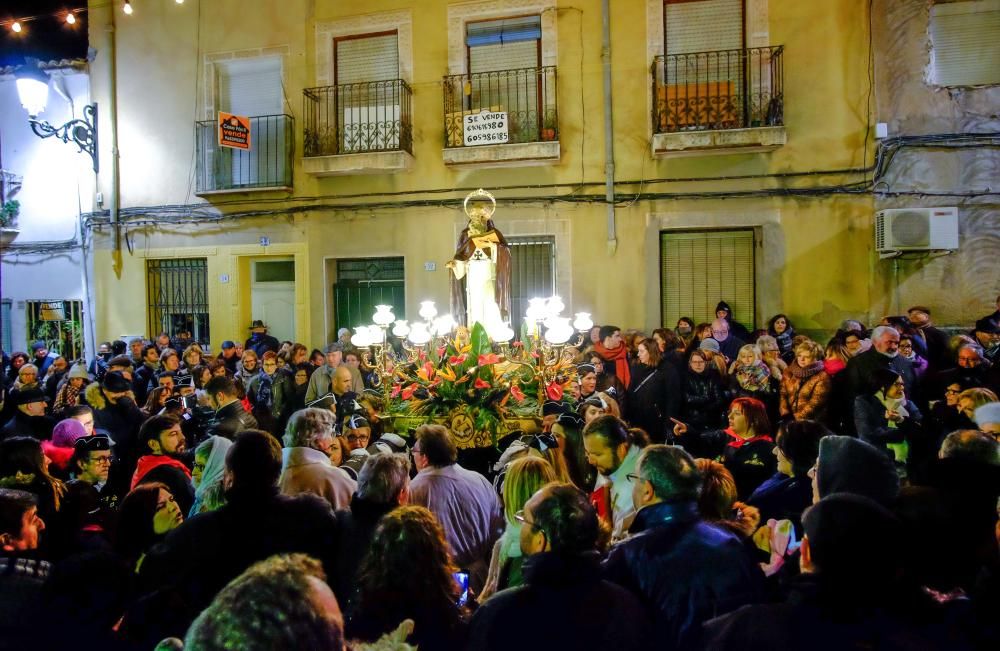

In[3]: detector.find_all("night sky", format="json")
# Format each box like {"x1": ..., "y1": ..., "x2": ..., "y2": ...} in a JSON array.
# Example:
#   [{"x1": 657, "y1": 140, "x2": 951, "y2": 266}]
[{"x1": 0, "y1": 1, "x2": 88, "y2": 68}]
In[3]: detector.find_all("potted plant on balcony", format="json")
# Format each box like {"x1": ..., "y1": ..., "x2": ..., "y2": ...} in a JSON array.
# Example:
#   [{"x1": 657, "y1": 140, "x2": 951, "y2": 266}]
[
  {"x1": 0, "y1": 199, "x2": 20, "y2": 246},
  {"x1": 540, "y1": 115, "x2": 558, "y2": 142}
]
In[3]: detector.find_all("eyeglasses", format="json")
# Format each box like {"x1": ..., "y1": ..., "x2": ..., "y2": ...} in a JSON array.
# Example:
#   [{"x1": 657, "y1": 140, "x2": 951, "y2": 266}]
[
  {"x1": 411, "y1": 447, "x2": 423, "y2": 456},
  {"x1": 346, "y1": 434, "x2": 369, "y2": 443},
  {"x1": 514, "y1": 509, "x2": 545, "y2": 535},
  {"x1": 88, "y1": 455, "x2": 113, "y2": 465}
]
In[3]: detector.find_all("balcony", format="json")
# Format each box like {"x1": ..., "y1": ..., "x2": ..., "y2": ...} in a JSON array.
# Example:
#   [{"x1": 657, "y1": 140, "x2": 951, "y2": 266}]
[
  {"x1": 442, "y1": 66, "x2": 560, "y2": 168},
  {"x1": 196, "y1": 114, "x2": 293, "y2": 194},
  {"x1": 651, "y1": 46, "x2": 785, "y2": 157},
  {"x1": 302, "y1": 80, "x2": 414, "y2": 177}
]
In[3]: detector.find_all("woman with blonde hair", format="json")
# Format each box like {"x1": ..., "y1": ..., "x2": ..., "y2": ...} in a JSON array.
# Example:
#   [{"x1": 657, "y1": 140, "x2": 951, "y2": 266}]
[
  {"x1": 182, "y1": 344, "x2": 204, "y2": 370},
  {"x1": 481, "y1": 456, "x2": 557, "y2": 601},
  {"x1": 779, "y1": 339, "x2": 832, "y2": 422}
]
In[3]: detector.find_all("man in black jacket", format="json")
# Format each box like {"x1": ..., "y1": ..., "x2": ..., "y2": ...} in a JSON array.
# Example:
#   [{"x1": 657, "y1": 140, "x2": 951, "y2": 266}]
[
  {"x1": 204, "y1": 376, "x2": 257, "y2": 440},
  {"x1": 329, "y1": 453, "x2": 409, "y2": 612},
  {"x1": 844, "y1": 325, "x2": 910, "y2": 403},
  {"x1": 0, "y1": 389, "x2": 55, "y2": 441},
  {"x1": 131, "y1": 414, "x2": 195, "y2": 516},
  {"x1": 467, "y1": 482, "x2": 651, "y2": 651},
  {"x1": 603, "y1": 444, "x2": 763, "y2": 651}
]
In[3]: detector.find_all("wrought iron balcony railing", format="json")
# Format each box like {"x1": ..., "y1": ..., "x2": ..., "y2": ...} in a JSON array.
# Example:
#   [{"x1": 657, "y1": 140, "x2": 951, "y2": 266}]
[
  {"x1": 303, "y1": 79, "x2": 413, "y2": 157},
  {"x1": 196, "y1": 114, "x2": 293, "y2": 192},
  {"x1": 443, "y1": 66, "x2": 558, "y2": 148},
  {"x1": 651, "y1": 45, "x2": 783, "y2": 134}
]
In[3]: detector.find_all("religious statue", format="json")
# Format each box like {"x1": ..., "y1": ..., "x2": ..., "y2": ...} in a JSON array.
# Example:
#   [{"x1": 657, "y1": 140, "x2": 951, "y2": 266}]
[{"x1": 447, "y1": 188, "x2": 512, "y2": 328}]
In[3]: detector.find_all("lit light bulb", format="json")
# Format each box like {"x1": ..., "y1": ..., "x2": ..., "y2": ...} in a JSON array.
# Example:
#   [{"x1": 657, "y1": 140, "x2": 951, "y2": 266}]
[
  {"x1": 123, "y1": 1, "x2": 133, "y2": 15},
  {"x1": 11, "y1": 21, "x2": 22, "y2": 33},
  {"x1": 176, "y1": 0, "x2": 185, "y2": 4},
  {"x1": 372, "y1": 304, "x2": 395, "y2": 327},
  {"x1": 418, "y1": 300, "x2": 437, "y2": 321},
  {"x1": 573, "y1": 312, "x2": 594, "y2": 332},
  {"x1": 66, "y1": 13, "x2": 76, "y2": 25},
  {"x1": 392, "y1": 320, "x2": 411, "y2": 338}
]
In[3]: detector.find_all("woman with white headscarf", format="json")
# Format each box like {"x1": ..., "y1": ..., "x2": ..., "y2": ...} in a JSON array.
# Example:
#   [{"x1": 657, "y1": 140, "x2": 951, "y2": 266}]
[{"x1": 189, "y1": 435, "x2": 233, "y2": 517}]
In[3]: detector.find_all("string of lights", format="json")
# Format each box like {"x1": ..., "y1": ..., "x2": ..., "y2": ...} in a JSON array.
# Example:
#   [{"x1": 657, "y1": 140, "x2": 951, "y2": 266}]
[{"x1": 1, "y1": 1, "x2": 191, "y2": 33}]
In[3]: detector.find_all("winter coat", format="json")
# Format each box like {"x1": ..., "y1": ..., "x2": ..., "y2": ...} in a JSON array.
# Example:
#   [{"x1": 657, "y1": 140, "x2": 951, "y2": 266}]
[
  {"x1": 687, "y1": 428, "x2": 777, "y2": 499},
  {"x1": 625, "y1": 362, "x2": 680, "y2": 442},
  {"x1": 603, "y1": 500, "x2": 764, "y2": 651},
  {"x1": 131, "y1": 362, "x2": 158, "y2": 407},
  {"x1": 853, "y1": 394, "x2": 923, "y2": 460},
  {"x1": 84, "y1": 382, "x2": 145, "y2": 461},
  {"x1": 779, "y1": 361, "x2": 832, "y2": 422},
  {"x1": 244, "y1": 332, "x2": 281, "y2": 357},
  {"x1": 0, "y1": 411, "x2": 56, "y2": 441},
  {"x1": 246, "y1": 371, "x2": 292, "y2": 434},
  {"x1": 468, "y1": 551, "x2": 652, "y2": 651},
  {"x1": 747, "y1": 472, "x2": 813, "y2": 534},
  {"x1": 680, "y1": 368, "x2": 728, "y2": 431},
  {"x1": 205, "y1": 400, "x2": 258, "y2": 440},
  {"x1": 771, "y1": 327, "x2": 796, "y2": 363},
  {"x1": 278, "y1": 446, "x2": 356, "y2": 511},
  {"x1": 845, "y1": 348, "x2": 911, "y2": 402}
]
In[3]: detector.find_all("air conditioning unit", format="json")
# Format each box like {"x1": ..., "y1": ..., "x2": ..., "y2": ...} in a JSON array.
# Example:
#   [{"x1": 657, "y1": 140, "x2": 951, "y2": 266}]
[{"x1": 875, "y1": 207, "x2": 959, "y2": 255}]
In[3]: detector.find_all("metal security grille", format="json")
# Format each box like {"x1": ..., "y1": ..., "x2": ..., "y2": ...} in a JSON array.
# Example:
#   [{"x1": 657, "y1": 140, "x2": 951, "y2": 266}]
[
  {"x1": 660, "y1": 230, "x2": 755, "y2": 328},
  {"x1": 509, "y1": 236, "x2": 555, "y2": 334},
  {"x1": 25, "y1": 300, "x2": 84, "y2": 361},
  {"x1": 1, "y1": 300, "x2": 11, "y2": 355},
  {"x1": 147, "y1": 259, "x2": 210, "y2": 345},
  {"x1": 334, "y1": 257, "x2": 406, "y2": 336}
]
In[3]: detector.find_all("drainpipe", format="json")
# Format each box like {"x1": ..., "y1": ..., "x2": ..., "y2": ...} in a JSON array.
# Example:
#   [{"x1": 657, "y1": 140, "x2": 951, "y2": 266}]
[
  {"x1": 107, "y1": 6, "x2": 121, "y2": 259},
  {"x1": 601, "y1": 0, "x2": 617, "y2": 254}
]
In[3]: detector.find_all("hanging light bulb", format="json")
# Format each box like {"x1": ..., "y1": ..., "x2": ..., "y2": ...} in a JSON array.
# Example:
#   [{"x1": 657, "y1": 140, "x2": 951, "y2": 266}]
[
  {"x1": 66, "y1": 13, "x2": 77, "y2": 25},
  {"x1": 11, "y1": 21, "x2": 22, "y2": 33},
  {"x1": 123, "y1": 1, "x2": 133, "y2": 15}
]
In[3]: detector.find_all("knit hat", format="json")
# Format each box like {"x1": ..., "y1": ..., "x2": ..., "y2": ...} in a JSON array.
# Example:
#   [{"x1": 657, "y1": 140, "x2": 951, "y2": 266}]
[
  {"x1": 14, "y1": 388, "x2": 48, "y2": 406},
  {"x1": 816, "y1": 436, "x2": 899, "y2": 506},
  {"x1": 337, "y1": 328, "x2": 351, "y2": 338},
  {"x1": 974, "y1": 402, "x2": 1000, "y2": 428},
  {"x1": 67, "y1": 363, "x2": 91, "y2": 381},
  {"x1": 699, "y1": 338, "x2": 721, "y2": 352},
  {"x1": 715, "y1": 301, "x2": 732, "y2": 316},
  {"x1": 101, "y1": 371, "x2": 131, "y2": 393},
  {"x1": 221, "y1": 340, "x2": 236, "y2": 349},
  {"x1": 52, "y1": 419, "x2": 89, "y2": 448},
  {"x1": 31, "y1": 341, "x2": 47, "y2": 352}
]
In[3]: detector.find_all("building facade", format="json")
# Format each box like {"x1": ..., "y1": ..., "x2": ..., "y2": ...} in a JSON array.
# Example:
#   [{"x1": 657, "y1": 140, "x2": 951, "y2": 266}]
[{"x1": 78, "y1": 0, "x2": 997, "y2": 350}]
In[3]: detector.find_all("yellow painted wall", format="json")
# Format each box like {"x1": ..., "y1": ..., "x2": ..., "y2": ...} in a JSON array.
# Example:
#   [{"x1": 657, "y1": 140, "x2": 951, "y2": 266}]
[{"x1": 88, "y1": 0, "x2": 877, "y2": 347}]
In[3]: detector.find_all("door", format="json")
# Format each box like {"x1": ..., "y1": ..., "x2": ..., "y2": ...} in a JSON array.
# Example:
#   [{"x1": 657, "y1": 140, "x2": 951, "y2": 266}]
[
  {"x1": 251, "y1": 258, "x2": 296, "y2": 343},
  {"x1": 333, "y1": 257, "x2": 405, "y2": 334}
]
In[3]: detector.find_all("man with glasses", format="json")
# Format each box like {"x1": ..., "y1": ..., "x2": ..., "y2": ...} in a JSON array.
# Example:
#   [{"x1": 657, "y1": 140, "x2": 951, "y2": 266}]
[
  {"x1": 603, "y1": 444, "x2": 763, "y2": 651},
  {"x1": 409, "y1": 424, "x2": 502, "y2": 593},
  {"x1": 710, "y1": 318, "x2": 746, "y2": 364},
  {"x1": 467, "y1": 483, "x2": 651, "y2": 650},
  {"x1": 70, "y1": 434, "x2": 117, "y2": 508}
]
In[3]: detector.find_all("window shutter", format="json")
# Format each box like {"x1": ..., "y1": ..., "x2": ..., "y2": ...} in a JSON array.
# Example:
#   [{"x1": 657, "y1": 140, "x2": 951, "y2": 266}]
[
  {"x1": 218, "y1": 58, "x2": 282, "y2": 116},
  {"x1": 509, "y1": 236, "x2": 555, "y2": 333},
  {"x1": 930, "y1": 1, "x2": 1000, "y2": 86},
  {"x1": 466, "y1": 15, "x2": 542, "y2": 46},
  {"x1": 665, "y1": 0, "x2": 744, "y2": 54},
  {"x1": 468, "y1": 16, "x2": 541, "y2": 73},
  {"x1": 660, "y1": 230, "x2": 755, "y2": 328},
  {"x1": 336, "y1": 33, "x2": 400, "y2": 84}
]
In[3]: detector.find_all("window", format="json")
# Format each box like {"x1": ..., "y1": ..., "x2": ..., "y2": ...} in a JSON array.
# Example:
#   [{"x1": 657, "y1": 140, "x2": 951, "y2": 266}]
[
  {"x1": 467, "y1": 15, "x2": 542, "y2": 73},
  {"x1": 147, "y1": 259, "x2": 210, "y2": 345},
  {"x1": 930, "y1": 0, "x2": 1000, "y2": 86},
  {"x1": 509, "y1": 236, "x2": 555, "y2": 334},
  {"x1": 214, "y1": 57, "x2": 288, "y2": 187},
  {"x1": 25, "y1": 300, "x2": 84, "y2": 361},
  {"x1": 660, "y1": 229, "x2": 755, "y2": 328},
  {"x1": 334, "y1": 258, "x2": 405, "y2": 334},
  {"x1": 1, "y1": 299, "x2": 12, "y2": 354},
  {"x1": 664, "y1": 0, "x2": 744, "y2": 55},
  {"x1": 333, "y1": 32, "x2": 404, "y2": 152}
]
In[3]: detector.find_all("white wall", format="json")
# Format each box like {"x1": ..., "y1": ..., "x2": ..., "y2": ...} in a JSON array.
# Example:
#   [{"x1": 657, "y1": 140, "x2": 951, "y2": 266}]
[{"x1": 0, "y1": 69, "x2": 93, "y2": 357}]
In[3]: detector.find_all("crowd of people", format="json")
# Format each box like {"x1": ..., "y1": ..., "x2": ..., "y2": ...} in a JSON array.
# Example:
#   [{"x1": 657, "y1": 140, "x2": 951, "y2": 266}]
[{"x1": 0, "y1": 298, "x2": 998, "y2": 650}]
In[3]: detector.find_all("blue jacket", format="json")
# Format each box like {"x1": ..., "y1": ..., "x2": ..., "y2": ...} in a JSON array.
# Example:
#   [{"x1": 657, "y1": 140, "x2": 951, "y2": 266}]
[{"x1": 603, "y1": 500, "x2": 764, "y2": 651}]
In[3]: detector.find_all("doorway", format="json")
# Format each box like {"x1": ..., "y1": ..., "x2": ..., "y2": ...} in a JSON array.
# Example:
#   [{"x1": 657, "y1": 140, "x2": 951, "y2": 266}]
[{"x1": 251, "y1": 258, "x2": 296, "y2": 343}]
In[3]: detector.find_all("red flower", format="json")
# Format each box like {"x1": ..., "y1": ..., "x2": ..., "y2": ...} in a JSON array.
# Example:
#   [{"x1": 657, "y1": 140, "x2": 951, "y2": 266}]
[
  {"x1": 513, "y1": 341, "x2": 524, "y2": 348},
  {"x1": 478, "y1": 353, "x2": 501, "y2": 366},
  {"x1": 437, "y1": 346, "x2": 447, "y2": 358},
  {"x1": 448, "y1": 354, "x2": 467, "y2": 365},
  {"x1": 391, "y1": 384, "x2": 401, "y2": 398},
  {"x1": 510, "y1": 384, "x2": 526, "y2": 402},
  {"x1": 401, "y1": 383, "x2": 418, "y2": 400},
  {"x1": 474, "y1": 378, "x2": 491, "y2": 390},
  {"x1": 546, "y1": 382, "x2": 564, "y2": 401}
]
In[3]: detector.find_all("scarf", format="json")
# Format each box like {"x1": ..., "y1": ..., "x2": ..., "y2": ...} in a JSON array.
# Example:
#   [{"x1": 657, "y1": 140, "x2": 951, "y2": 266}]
[
  {"x1": 875, "y1": 393, "x2": 909, "y2": 462},
  {"x1": 191, "y1": 436, "x2": 233, "y2": 517},
  {"x1": 256, "y1": 373, "x2": 274, "y2": 411},
  {"x1": 734, "y1": 361, "x2": 771, "y2": 393},
  {"x1": 724, "y1": 427, "x2": 774, "y2": 449},
  {"x1": 787, "y1": 360, "x2": 825, "y2": 379},
  {"x1": 593, "y1": 341, "x2": 631, "y2": 388},
  {"x1": 54, "y1": 383, "x2": 81, "y2": 412}
]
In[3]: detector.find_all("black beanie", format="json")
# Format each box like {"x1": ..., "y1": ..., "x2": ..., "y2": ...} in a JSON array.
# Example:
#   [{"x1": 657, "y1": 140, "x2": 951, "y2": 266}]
[
  {"x1": 817, "y1": 436, "x2": 899, "y2": 506},
  {"x1": 715, "y1": 301, "x2": 732, "y2": 316}
]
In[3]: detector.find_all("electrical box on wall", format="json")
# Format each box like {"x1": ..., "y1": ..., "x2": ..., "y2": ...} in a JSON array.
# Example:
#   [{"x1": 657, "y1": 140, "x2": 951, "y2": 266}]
[{"x1": 875, "y1": 207, "x2": 959, "y2": 258}]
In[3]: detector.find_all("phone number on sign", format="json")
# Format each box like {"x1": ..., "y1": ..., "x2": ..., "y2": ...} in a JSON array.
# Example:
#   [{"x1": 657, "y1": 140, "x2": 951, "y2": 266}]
[{"x1": 466, "y1": 132, "x2": 508, "y2": 143}]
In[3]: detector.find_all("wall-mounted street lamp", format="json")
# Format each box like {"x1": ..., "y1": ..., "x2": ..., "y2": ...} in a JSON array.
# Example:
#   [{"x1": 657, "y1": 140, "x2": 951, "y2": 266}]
[{"x1": 15, "y1": 62, "x2": 99, "y2": 173}]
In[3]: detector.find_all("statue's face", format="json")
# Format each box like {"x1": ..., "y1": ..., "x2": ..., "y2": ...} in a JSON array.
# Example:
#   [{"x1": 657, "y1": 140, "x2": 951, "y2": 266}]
[
  {"x1": 468, "y1": 204, "x2": 491, "y2": 229},
  {"x1": 455, "y1": 326, "x2": 470, "y2": 346}
]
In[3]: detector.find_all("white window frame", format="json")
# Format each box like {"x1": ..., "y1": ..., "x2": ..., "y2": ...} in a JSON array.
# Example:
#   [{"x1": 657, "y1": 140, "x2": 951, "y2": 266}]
[
  {"x1": 315, "y1": 10, "x2": 413, "y2": 87},
  {"x1": 447, "y1": 0, "x2": 557, "y2": 76}
]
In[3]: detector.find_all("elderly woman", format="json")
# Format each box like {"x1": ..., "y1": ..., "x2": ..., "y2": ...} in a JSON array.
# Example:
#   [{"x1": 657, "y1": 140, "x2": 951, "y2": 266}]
[
  {"x1": 779, "y1": 339, "x2": 832, "y2": 423},
  {"x1": 53, "y1": 363, "x2": 92, "y2": 416},
  {"x1": 854, "y1": 368, "x2": 923, "y2": 476},
  {"x1": 756, "y1": 334, "x2": 786, "y2": 381}
]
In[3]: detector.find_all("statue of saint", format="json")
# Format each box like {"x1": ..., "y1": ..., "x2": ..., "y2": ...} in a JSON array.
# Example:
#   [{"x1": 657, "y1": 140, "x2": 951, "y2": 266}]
[{"x1": 447, "y1": 189, "x2": 511, "y2": 328}]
